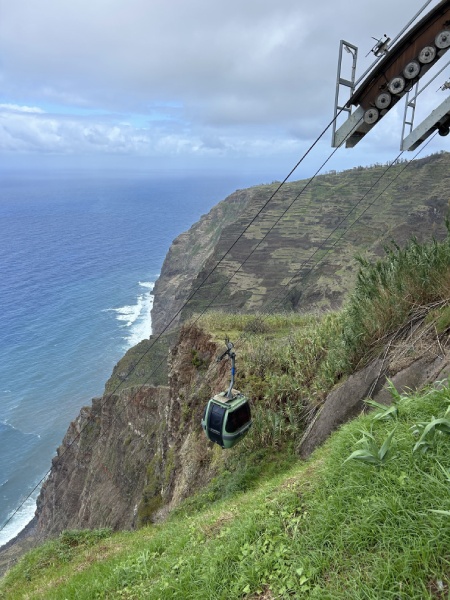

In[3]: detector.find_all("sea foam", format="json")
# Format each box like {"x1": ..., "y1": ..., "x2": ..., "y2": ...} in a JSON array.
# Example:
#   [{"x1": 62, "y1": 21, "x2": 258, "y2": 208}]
[
  {"x1": 107, "y1": 281, "x2": 155, "y2": 349},
  {"x1": 0, "y1": 490, "x2": 39, "y2": 548}
]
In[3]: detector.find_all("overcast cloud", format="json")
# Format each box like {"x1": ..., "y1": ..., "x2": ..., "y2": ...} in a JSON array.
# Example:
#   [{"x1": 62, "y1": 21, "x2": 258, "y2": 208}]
[{"x1": 0, "y1": 0, "x2": 448, "y2": 175}]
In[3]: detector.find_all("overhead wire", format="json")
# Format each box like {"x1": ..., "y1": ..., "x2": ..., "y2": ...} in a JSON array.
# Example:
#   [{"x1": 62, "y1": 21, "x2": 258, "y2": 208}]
[
  {"x1": 0, "y1": 109, "x2": 349, "y2": 535},
  {"x1": 2, "y1": 119, "x2": 440, "y2": 537},
  {"x1": 259, "y1": 133, "x2": 439, "y2": 318},
  {"x1": 1, "y1": 123, "x2": 441, "y2": 537},
  {"x1": 100, "y1": 134, "x2": 440, "y2": 466},
  {"x1": 198, "y1": 132, "x2": 437, "y2": 375},
  {"x1": 2, "y1": 105, "x2": 443, "y2": 536}
]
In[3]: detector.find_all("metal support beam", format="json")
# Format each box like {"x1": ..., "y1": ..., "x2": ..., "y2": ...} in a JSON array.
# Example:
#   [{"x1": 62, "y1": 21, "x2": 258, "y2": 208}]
[
  {"x1": 333, "y1": 106, "x2": 365, "y2": 147},
  {"x1": 401, "y1": 82, "x2": 419, "y2": 143},
  {"x1": 402, "y1": 95, "x2": 450, "y2": 150},
  {"x1": 400, "y1": 57, "x2": 450, "y2": 150},
  {"x1": 332, "y1": 40, "x2": 358, "y2": 147}
]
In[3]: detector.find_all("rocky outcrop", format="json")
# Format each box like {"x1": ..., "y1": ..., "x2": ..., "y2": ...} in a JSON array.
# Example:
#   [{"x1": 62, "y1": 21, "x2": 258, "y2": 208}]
[
  {"x1": 299, "y1": 321, "x2": 450, "y2": 458},
  {"x1": 298, "y1": 360, "x2": 385, "y2": 457}
]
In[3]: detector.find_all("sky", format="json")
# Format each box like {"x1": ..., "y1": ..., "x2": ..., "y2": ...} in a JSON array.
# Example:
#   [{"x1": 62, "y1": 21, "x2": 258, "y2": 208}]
[{"x1": 1, "y1": 0, "x2": 449, "y2": 179}]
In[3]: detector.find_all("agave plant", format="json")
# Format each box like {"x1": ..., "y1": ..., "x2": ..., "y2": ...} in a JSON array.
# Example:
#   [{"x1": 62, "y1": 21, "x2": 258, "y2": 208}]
[
  {"x1": 344, "y1": 428, "x2": 396, "y2": 466},
  {"x1": 412, "y1": 406, "x2": 450, "y2": 454},
  {"x1": 364, "y1": 398, "x2": 399, "y2": 421}
]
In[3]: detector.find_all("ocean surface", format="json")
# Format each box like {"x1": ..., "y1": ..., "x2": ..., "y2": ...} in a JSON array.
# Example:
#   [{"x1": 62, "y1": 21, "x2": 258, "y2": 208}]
[{"x1": 0, "y1": 169, "x2": 257, "y2": 547}]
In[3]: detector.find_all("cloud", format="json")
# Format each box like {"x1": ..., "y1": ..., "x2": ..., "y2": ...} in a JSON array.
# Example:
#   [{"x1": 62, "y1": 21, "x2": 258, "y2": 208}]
[
  {"x1": 0, "y1": 107, "x2": 143, "y2": 154},
  {"x1": 0, "y1": 104, "x2": 303, "y2": 162},
  {"x1": 0, "y1": 1, "x2": 409, "y2": 113},
  {"x1": 0, "y1": 104, "x2": 44, "y2": 114},
  {"x1": 0, "y1": 0, "x2": 447, "y2": 168}
]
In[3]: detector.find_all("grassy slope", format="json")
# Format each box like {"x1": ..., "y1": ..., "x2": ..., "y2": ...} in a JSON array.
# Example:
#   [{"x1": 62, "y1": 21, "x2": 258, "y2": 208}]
[
  {"x1": 2, "y1": 384, "x2": 450, "y2": 599},
  {"x1": 104, "y1": 330, "x2": 177, "y2": 393}
]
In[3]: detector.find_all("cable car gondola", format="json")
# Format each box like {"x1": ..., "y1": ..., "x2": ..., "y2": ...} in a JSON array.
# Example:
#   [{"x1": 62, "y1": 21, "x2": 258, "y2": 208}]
[{"x1": 201, "y1": 340, "x2": 252, "y2": 449}]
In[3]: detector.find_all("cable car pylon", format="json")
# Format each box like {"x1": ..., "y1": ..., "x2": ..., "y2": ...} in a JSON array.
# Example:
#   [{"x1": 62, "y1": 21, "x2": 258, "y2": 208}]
[{"x1": 332, "y1": 0, "x2": 450, "y2": 150}]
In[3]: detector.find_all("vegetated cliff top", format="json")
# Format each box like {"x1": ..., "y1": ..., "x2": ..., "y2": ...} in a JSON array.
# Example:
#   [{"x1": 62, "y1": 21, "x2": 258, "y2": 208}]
[{"x1": 152, "y1": 151, "x2": 450, "y2": 336}]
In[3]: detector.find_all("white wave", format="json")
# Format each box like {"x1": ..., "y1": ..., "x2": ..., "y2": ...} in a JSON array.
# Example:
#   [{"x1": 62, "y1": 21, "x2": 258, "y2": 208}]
[
  {"x1": 113, "y1": 300, "x2": 144, "y2": 327},
  {"x1": 138, "y1": 281, "x2": 155, "y2": 290},
  {"x1": 0, "y1": 490, "x2": 39, "y2": 548},
  {"x1": 1, "y1": 419, "x2": 40, "y2": 438},
  {"x1": 107, "y1": 281, "x2": 154, "y2": 349}
]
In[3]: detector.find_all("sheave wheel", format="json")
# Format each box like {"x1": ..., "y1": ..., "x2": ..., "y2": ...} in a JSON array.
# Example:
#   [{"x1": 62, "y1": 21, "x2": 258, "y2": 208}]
[
  {"x1": 436, "y1": 30, "x2": 450, "y2": 49},
  {"x1": 375, "y1": 92, "x2": 391, "y2": 109},
  {"x1": 388, "y1": 76, "x2": 405, "y2": 95},
  {"x1": 364, "y1": 107, "x2": 379, "y2": 125},
  {"x1": 418, "y1": 46, "x2": 436, "y2": 64},
  {"x1": 403, "y1": 60, "x2": 420, "y2": 80}
]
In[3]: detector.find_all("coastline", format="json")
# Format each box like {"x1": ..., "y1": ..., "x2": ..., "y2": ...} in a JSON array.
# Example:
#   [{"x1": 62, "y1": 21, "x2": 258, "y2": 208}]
[
  {"x1": 0, "y1": 283, "x2": 156, "y2": 574},
  {"x1": 0, "y1": 516, "x2": 38, "y2": 578}
]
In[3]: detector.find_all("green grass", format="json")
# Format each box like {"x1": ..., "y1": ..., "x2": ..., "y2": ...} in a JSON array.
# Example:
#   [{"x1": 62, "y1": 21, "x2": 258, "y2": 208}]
[
  {"x1": 3, "y1": 383, "x2": 450, "y2": 599},
  {"x1": 343, "y1": 229, "x2": 450, "y2": 369},
  {"x1": 104, "y1": 330, "x2": 177, "y2": 393}
]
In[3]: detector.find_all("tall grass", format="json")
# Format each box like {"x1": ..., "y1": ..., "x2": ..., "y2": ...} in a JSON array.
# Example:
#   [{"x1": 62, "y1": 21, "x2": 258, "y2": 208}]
[
  {"x1": 198, "y1": 223, "x2": 450, "y2": 452},
  {"x1": 199, "y1": 310, "x2": 344, "y2": 451},
  {"x1": 342, "y1": 223, "x2": 450, "y2": 367}
]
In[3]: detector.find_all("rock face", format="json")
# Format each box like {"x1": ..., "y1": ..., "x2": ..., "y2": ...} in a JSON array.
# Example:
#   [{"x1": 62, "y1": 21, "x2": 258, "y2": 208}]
[
  {"x1": 36, "y1": 386, "x2": 170, "y2": 536},
  {"x1": 34, "y1": 324, "x2": 229, "y2": 537},
  {"x1": 299, "y1": 322, "x2": 450, "y2": 458},
  {"x1": 298, "y1": 360, "x2": 385, "y2": 457}
]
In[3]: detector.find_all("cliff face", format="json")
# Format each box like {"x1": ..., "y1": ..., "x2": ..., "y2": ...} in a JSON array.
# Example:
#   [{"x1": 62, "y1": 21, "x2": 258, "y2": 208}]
[
  {"x1": 34, "y1": 324, "x2": 229, "y2": 537},
  {"x1": 152, "y1": 153, "x2": 450, "y2": 333},
  {"x1": 36, "y1": 386, "x2": 170, "y2": 536},
  {"x1": 151, "y1": 187, "x2": 261, "y2": 335}
]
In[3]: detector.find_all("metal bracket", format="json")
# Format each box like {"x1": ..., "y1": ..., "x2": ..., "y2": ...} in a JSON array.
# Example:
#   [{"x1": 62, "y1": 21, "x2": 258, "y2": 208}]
[
  {"x1": 402, "y1": 94, "x2": 450, "y2": 150},
  {"x1": 216, "y1": 339, "x2": 236, "y2": 399},
  {"x1": 331, "y1": 0, "x2": 438, "y2": 149},
  {"x1": 332, "y1": 40, "x2": 358, "y2": 147}
]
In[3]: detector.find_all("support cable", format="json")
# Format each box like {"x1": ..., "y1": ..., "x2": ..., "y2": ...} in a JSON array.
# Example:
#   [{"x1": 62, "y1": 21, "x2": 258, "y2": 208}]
[
  {"x1": 263, "y1": 135, "x2": 438, "y2": 316},
  {"x1": 0, "y1": 109, "x2": 346, "y2": 536}
]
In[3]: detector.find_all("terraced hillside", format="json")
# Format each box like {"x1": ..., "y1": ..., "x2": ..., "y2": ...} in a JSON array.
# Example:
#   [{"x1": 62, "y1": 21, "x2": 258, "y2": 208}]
[{"x1": 152, "y1": 152, "x2": 450, "y2": 334}]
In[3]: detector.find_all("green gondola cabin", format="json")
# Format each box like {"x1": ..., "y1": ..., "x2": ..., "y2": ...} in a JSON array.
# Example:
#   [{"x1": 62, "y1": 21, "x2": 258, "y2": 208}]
[{"x1": 201, "y1": 340, "x2": 252, "y2": 449}]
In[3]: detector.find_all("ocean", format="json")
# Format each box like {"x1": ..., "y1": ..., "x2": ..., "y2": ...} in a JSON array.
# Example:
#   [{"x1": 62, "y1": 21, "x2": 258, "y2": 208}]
[{"x1": 0, "y1": 169, "x2": 257, "y2": 547}]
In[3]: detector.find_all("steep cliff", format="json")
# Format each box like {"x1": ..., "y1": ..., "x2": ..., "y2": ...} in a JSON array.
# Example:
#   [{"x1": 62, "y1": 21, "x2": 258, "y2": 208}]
[
  {"x1": 151, "y1": 186, "x2": 262, "y2": 335},
  {"x1": 35, "y1": 386, "x2": 170, "y2": 536},
  {"x1": 34, "y1": 324, "x2": 230, "y2": 537},
  {"x1": 152, "y1": 152, "x2": 450, "y2": 334}
]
